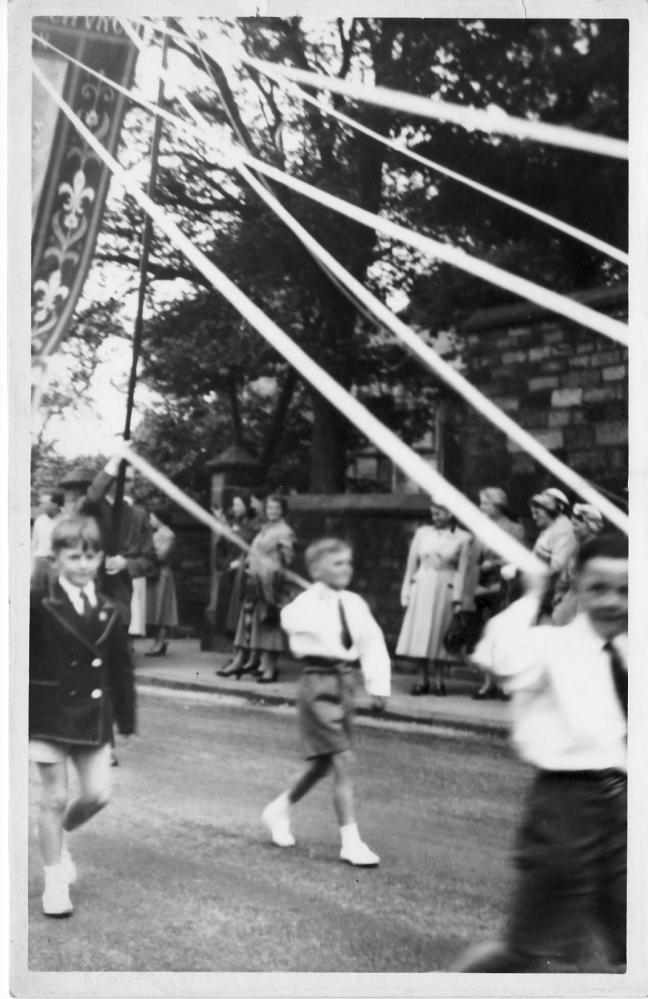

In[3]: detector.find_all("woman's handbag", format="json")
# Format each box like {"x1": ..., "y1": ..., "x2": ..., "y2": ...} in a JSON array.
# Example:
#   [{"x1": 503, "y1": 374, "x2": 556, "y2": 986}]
[{"x1": 443, "y1": 610, "x2": 471, "y2": 655}]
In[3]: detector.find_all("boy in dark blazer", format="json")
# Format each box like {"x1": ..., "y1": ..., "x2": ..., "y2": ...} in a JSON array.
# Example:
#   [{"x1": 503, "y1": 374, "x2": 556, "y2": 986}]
[{"x1": 29, "y1": 515, "x2": 136, "y2": 917}]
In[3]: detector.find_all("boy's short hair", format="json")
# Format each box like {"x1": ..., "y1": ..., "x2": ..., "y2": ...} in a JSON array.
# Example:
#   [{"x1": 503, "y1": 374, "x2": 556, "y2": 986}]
[
  {"x1": 305, "y1": 537, "x2": 352, "y2": 577},
  {"x1": 51, "y1": 516, "x2": 103, "y2": 555},
  {"x1": 575, "y1": 533, "x2": 628, "y2": 573}
]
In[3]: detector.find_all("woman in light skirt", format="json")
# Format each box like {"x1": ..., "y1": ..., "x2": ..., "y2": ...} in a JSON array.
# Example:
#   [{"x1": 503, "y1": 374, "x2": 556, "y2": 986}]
[{"x1": 397, "y1": 502, "x2": 478, "y2": 696}]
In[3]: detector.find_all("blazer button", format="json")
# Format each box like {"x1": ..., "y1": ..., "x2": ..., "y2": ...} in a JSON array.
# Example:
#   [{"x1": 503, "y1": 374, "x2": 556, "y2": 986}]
[
  {"x1": 70, "y1": 660, "x2": 78, "y2": 668},
  {"x1": 91, "y1": 657, "x2": 102, "y2": 667},
  {"x1": 91, "y1": 689, "x2": 102, "y2": 699}
]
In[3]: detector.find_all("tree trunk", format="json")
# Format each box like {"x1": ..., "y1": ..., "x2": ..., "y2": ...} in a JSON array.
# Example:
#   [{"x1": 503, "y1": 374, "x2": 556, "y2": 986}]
[
  {"x1": 258, "y1": 367, "x2": 298, "y2": 477},
  {"x1": 309, "y1": 390, "x2": 349, "y2": 493},
  {"x1": 227, "y1": 378, "x2": 243, "y2": 445}
]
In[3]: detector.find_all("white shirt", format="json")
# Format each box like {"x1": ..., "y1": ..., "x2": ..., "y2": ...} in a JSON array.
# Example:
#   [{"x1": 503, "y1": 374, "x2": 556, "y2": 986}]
[
  {"x1": 474, "y1": 596, "x2": 627, "y2": 772},
  {"x1": 31, "y1": 513, "x2": 56, "y2": 559},
  {"x1": 58, "y1": 576, "x2": 98, "y2": 615},
  {"x1": 281, "y1": 582, "x2": 391, "y2": 697}
]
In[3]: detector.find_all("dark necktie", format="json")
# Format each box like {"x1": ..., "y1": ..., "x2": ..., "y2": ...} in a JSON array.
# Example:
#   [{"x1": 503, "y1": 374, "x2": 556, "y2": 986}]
[
  {"x1": 604, "y1": 641, "x2": 628, "y2": 717},
  {"x1": 338, "y1": 597, "x2": 353, "y2": 650},
  {"x1": 80, "y1": 590, "x2": 93, "y2": 620}
]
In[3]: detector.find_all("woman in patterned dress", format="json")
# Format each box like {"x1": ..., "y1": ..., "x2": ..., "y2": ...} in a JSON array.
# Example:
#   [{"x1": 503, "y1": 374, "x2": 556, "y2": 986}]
[
  {"x1": 396, "y1": 502, "x2": 478, "y2": 696},
  {"x1": 230, "y1": 495, "x2": 296, "y2": 683}
]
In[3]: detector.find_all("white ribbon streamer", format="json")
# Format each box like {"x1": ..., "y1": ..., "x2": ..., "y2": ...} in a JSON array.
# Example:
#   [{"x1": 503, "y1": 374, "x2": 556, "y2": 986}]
[
  {"x1": 133, "y1": 19, "x2": 628, "y2": 161},
  {"x1": 36, "y1": 29, "x2": 629, "y2": 532},
  {"x1": 32, "y1": 60, "x2": 548, "y2": 575},
  {"x1": 258, "y1": 69, "x2": 628, "y2": 266},
  {"x1": 116, "y1": 447, "x2": 310, "y2": 590},
  {"x1": 39, "y1": 27, "x2": 629, "y2": 348},
  {"x1": 243, "y1": 154, "x2": 629, "y2": 348},
  {"x1": 243, "y1": 57, "x2": 629, "y2": 162}
]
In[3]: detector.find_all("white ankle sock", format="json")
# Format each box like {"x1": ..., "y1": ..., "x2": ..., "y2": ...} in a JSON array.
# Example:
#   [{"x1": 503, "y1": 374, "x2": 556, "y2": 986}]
[
  {"x1": 44, "y1": 861, "x2": 66, "y2": 881},
  {"x1": 340, "y1": 822, "x2": 361, "y2": 848}
]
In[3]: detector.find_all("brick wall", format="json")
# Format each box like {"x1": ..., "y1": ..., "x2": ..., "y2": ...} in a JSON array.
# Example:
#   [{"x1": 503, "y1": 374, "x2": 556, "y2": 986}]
[{"x1": 457, "y1": 285, "x2": 628, "y2": 514}]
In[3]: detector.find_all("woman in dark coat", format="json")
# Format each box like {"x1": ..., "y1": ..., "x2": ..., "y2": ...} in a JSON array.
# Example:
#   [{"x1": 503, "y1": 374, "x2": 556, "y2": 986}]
[
  {"x1": 145, "y1": 511, "x2": 179, "y2": 656},
  {"x1": 212, "y1": 496, "x2": 257, "y2": 639}
]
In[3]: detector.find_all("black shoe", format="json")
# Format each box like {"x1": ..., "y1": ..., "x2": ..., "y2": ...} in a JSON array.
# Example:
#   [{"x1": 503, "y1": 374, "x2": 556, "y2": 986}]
[
  {"x1": 472, "y1": 689, "x2": 494, "y2": 700},
  {"x1": 257, "y1": 669, "x2": 279, "y2": 684},
  {"x1": 216, "y1": 659, "x2": 242, "y2": 677},
  {"x1": 433, "y1": 684, "x2": 447, "y2": 697},
  {"x1": 110, "y1": 753, "x2": 119, "y2": 767},
  {"x1": 237, "y1": 660, "x2": 260, "y2": 679},
  {"x1": 145, "y1": 643, "x2": 168, "y2": 657},
  {"x1": 410, "y1": 682, "x2": 430, "y2": 696}
]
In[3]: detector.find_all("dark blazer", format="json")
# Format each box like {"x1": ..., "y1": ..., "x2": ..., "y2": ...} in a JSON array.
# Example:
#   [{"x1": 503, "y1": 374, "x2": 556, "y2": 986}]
[
  {"x1": 80, "y1": 470, "x2": 155, "y2": 626},
  {"x1": 29, "y1": 578, "x2": 136, "y2": 746}
]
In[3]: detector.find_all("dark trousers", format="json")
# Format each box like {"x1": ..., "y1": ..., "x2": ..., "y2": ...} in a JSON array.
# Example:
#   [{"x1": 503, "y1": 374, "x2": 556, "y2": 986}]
[{"x1": 463, "y1": 769, "x2": 626, "y2": 972}]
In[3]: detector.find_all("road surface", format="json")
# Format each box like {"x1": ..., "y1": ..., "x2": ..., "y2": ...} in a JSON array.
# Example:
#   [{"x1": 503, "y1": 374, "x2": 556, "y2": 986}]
[{"x1": 27, "y1": 686, "x2": 609, "y2": 973}]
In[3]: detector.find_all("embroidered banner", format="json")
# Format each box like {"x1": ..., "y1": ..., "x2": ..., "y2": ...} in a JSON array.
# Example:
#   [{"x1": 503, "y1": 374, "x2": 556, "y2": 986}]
[{"x1": 31, "y1": 17, "x2": 138, "y2": 362}]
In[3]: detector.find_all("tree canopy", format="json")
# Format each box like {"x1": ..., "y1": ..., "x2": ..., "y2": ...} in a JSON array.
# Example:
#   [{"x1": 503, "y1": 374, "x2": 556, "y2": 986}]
[{"x1": 66, "y1": 17, "x2": 627, "y2": 497}]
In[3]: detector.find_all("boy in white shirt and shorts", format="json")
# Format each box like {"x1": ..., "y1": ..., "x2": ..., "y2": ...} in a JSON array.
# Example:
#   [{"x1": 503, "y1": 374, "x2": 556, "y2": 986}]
[{"x1": 262, "y1": 537, "x2": 390, "y2": 867}]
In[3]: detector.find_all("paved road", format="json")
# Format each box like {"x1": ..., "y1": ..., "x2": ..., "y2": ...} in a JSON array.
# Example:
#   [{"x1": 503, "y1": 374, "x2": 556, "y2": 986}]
[{"x1": 27, "y1": 687, "x2": 606, "y2": 974}]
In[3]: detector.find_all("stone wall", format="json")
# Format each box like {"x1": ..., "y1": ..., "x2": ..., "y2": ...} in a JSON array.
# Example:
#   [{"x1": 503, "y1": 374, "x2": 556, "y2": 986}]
[
  {"x1": 457, "y1": 284, "x2": 628, "y2": 514},
  {"x1": 169, "y1": 495, "x2": 431, "y2": 649},
  {"x1": 168, "y1": 284, "x2": 627, "y2": 639}
]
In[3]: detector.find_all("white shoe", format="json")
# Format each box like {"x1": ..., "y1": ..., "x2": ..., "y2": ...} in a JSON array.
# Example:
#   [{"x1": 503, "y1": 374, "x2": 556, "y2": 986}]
[
  {"x1": 60, "y1": 843, "x2": 77, "y2": 885},
  {"x1": 42, "y1": 864, "x2": 73, "y2": 917},
  {"x1": 262, "y1": 794, "x2": 296, "y2": 848},
  {"x1": 340, "y1": 841, "x2": 380, "y2": 867}
]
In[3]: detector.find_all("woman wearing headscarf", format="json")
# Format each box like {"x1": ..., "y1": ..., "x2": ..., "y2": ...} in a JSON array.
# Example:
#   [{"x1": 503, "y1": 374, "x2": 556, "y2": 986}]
[
  {"x1": 551, "y1": 503, "x2": 605, "y2": 625},
  {"x1": 530, "y1": 488, "x2": 575, "y2": 572},
  {"x1": 528, "y1": 488, "x2": 576, "y2": 622}
]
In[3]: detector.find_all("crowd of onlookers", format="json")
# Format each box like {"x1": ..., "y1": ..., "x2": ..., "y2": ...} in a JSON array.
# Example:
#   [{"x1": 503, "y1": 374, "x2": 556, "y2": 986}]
[
  {"x1": 201, "y1": 482, "x2": 611, "y2": 697},
  {"x1": 31, "y1": 460, "x2": 613, "y2": 698},
  {"x1": 393, "y1": 485, "x2": 606, "y2": 698}
]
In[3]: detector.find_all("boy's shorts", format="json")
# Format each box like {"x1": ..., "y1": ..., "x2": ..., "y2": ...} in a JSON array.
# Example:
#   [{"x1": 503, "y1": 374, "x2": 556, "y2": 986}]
[
  {"x1": 29, "y1": 739, "x2": 109, "y2": 764},
  {"x1": 298, "y1": 668, "x2": 355, "y2": 759}
]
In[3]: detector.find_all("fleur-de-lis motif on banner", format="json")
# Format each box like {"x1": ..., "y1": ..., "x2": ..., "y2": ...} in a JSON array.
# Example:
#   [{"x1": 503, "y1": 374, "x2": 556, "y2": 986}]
[
  {"x1": 31, "y1": 23, "x2": 136, "y2": 364},
  {"x1": 59, "y1": 169, "x2": 95, "y2": 230},
  {"x1": 33, "y1": 269, "x2": 69, "y2": 326}
]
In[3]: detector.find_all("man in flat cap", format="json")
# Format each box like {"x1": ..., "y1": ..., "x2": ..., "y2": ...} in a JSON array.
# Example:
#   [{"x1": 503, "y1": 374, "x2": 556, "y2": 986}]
[{"x1": 58, "y1": 467, "x2": 96, "y2": 516}]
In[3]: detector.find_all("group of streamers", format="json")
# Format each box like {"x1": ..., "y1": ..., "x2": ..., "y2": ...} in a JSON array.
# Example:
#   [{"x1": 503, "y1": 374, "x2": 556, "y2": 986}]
[{"x1": 31, "y1": 16, "x2": 629, "y2": 579}]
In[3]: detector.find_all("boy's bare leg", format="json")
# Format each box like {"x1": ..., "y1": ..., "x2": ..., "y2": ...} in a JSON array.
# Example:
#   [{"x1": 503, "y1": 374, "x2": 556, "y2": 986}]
[
  {"x1": 37, "y1": 762, "x2": 68, "y2": 865},
  {"x1": 330, "y1": 750, "x2": 355, "y2": 827},
  {"x1": 64, "y1": 744, "x2": 112, "y2": 832},
  {"x1": 288, "y1": 755, "x2": 331, "y2": 804},
  {"x1": 332, "y1": 751, "x2": 380, "y2": 866}
]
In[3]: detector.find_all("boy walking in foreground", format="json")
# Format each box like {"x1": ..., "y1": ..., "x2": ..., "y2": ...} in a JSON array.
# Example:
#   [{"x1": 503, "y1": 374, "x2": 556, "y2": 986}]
[
  {"x1": 262, "y1": 538, "x2": 390, "y2": 866},
  {"x1": 457, "y1": 533, "x2": 628, "y2": 971},
  {"x1": 29, "y1": 516, "x2": 136, "y2": 917}
]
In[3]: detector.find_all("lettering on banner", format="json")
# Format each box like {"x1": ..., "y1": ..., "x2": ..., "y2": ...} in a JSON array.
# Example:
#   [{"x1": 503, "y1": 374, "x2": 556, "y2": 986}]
[{"x1": 35, "y1": 16, "x2": 125, "y2": 37}]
